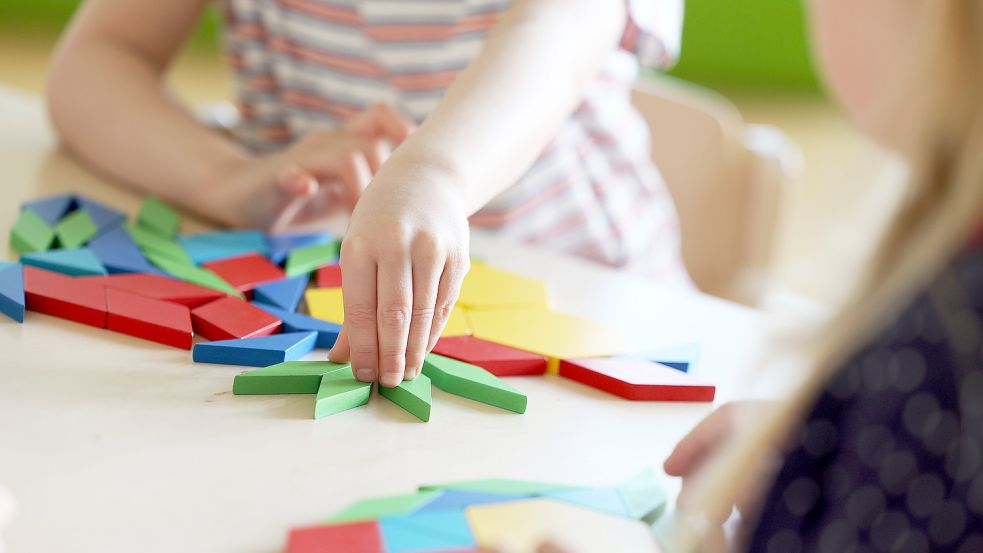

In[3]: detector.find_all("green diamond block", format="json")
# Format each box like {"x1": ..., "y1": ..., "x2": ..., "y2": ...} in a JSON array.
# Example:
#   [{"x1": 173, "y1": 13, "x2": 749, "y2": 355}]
[
  {"x1": 378, "y1": 373, "x2": 432, "y2": 422},
  {"x1": 10, "y1": 210, "x2": 55, "y2": 254},
  {"x1": 423, "y1": 353, "x2": 527, "y2": 414},
  {"x1": 126, "y1": 223, "x2": 194, "y2": 266},
  {"x1": 285, "y1": 240, "x2": 341, "y2": 277},
  {"x1": 146, "y1": 252, "x2": 242, "y2": 297},
  {"x1": 233, "y1": 361, "x2": 351, "y2": 395},
  {"x1": 314, "y1": 366, "x2": 372, "y2": 419},
  {"x1": 55, "y1": 209, "x2": 98, "y2": 249},
  {"x1": 137, "y1": 196, "x2": 181, "y2": 238},
  {"x1": 327, "y1": 491, "x2": 440, "y2": 523}
]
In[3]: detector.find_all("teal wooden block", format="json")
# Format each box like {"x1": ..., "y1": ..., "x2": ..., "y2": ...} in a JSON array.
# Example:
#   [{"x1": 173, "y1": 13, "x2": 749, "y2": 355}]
[
  {"x1": 193, "y1": 331, "x2": 317, "y2": 367},
  {"x1": 423, "y1": 353, "x2": 527, "y2": 413},
  {"x1": 417, "y1": 490, "x2": 523, "y2": 512},
  {"x1": 10, "y1": 209, "x2": 55, "y2": 254},
  {"x1": 137, "y1": 196, "x2": 181, "y2": 238},
  {"x1": 126, "y1": 223, "x2": 194, "y2": 266},
  {"x1": 380, "y1": 509, "x2": 476, "y2": 553},
  {"x1": 284, "y1": 240, "x2": 341, "y2": 276},
  {"x1": 178, "y1": 230, "x2": 268, "y2": 264},
  {"x1": 20, "y1": 248, "x2": 107, "y2": 277},
  {"x1": 0, "y1": 263, "x2": 25, "y2": 323},
  {"x1": 55, "y1": 209, "x2": 98, "y2": 249},
  {"x1": 545, "y1": 487, "x2": 631, "y2": 517},
  {"x1": 233, "y1": 361, "x2": 350, "y2": 395},
  {"x1": 327, "y1": 491, "x2": 441, "y2": 523},
  {"x1": 617, "y1": 467, "x2": 668, "y2": 524},
  {"x1": 314, "y1": 366, "x2": 372, "y2": 419},
  {"x1": 378, "y1": 373, "x2": 432, "y2": 422}
]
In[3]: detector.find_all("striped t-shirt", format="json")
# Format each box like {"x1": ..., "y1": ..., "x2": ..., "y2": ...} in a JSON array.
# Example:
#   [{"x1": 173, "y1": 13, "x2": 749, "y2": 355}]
[{"x1": 222, "y1": 0, "x2": 690, "y2": 285}]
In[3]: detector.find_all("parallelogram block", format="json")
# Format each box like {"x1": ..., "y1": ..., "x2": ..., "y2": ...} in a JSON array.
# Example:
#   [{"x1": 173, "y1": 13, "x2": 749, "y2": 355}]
[
  {"x1": 233, "y1": 360, "x2": 351, "y2": 395},
  {"x1": 137, "y1": 196, "x2": 180, "y2": 238},
  {"x1": 96, "y1": 273, "x2": 224, "y2": 307},
  {"x1": 23, "y1": 266, "x2": 107, "y2": 327},
  {"x1": 193, "y1": 331, "x2": 317, "y2": 366},
  {"x1": 54, "y1": 209, "x2": 98, "y2": 249},
  {"x1": 378, "y1": 373, "x2": 432, "y2": 422},
  {"x1": 203, "y1": 252, "x2": 285, "y2": 294},
  {"x1": 422, "y1": 354, "x2": 527, "y2": 414},
  {"x1": 252, "y1": 301, "x2": 341, "y2": 348},
  {"x1": 191, "y1": 295, "x2": 282, "y2": 341},
  {"x1": 21, "y1": 247, "x2": 107, "y2": 277},
  {"x1": 315, "y1": 365, "x2": 372, "y2": 419},
  {"x1": 0, "y1": 263, "x2": 26, "y2": 323},
  {"x1": 10, "y1": 209, "x2": 55, "y2": 254},
  {"x1": 432, "y1": 336, "x2": 547, "y2": 377},
  {"x1": 558, "y1": 358, "x2": 715, "y2": 402},
  {"x1": 286, "y1": 520, "x2": 383, "y2": 553},
  {"x1": 285, "y1": 240, "x2": 341, "y2": 277},
  {"x1": 88, "y1": 226, "x2": 162, "y2": 274},
  {"x1": 106, "y1": 287, "x2": 193, "y2": 349}
]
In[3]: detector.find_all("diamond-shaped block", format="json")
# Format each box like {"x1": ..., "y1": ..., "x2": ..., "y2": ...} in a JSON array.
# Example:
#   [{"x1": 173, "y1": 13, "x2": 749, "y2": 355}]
[
  {"x1": 191, "y1": 295, "x2": 282, "y2": 341},
  {"x1": 422, "y1": 354, "x2": 527, "y2": 413},
  {"x1": 432, "y1": 336, "x2": 547, "y2": 377},
  {"x1": 558, "y1": 358, "x2": 715, "y2": 402},
  {"x1": 88, "y1": 226, "x2": 162, "y2": 274},
  {"x1": 315, "y1": 366, "x2": 372, "y2": 419},
  {"x1": 378, "y1": 373, "x2": 432, "y2": 422},
  {"x1": 233, "y1": 360, "x2": 350, "y2": 395},
  {"x1": 193, "y1": 331, "x2": 317, "y2": 366},
  {"x1": 106, "y1": 287, "x2": 193, "y2": 349},
  {"x1": 252, "y1": 301, "x2": 341, "y2": 348},
  {"x1": 137, "y1": 196, "x2": 180, "y2": 238},
  {"x1": 23, "y1": 266, "x2": 106, "y2": 327},
  {"x1": 203, "y1": 252, "x2": 285, "y2": 294},
  {"x1": 54, "y1": 209, "x2": 98, "y2": 249},
  {"x1": 10, "y1": 209, "x2": 55, "y2": 254},
  {"x1": 285, "y1": 241, "x2": 340, "y2": 277},
  {"x1": 178, "y1": 230, "x2": 268, "y2": 264},
  {"x1": 21, "y1": 248, "x2": 107, "y2": 277}
]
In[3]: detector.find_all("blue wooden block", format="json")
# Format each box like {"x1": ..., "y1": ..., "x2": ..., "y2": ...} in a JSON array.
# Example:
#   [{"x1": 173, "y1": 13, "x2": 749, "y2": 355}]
[
  {"x1": 379, "y1": 510, "x2": 475, "y2": 553},
  {"x1": 252, "y1": 301, "x2": 341, "y2": 348},
  {"x1": 544, "y1": 487, "x2": 631, "y2": 517},
  {"x1": 253, "y1": 275, "x2": 308, "y2": 312},
  {"x1": 21, "y1": 194, "x2": 76, "y2": 225},
  {"x1": 417, "y1": 489, "x2": 521, "y2": 512},
  {"x1": 179, "y1": 230, "x2": 268, "y2": 264},
  {"x1": 0, "y1": 263, "x2": 25, "y2": 323},
  {"x1": 20, "y1": 248, "x2": 108, "y2": 277},
  {"x1": 77, "y1": 196, "x2": 127, "y2": 232},
  {"x1": 266, "y1": 231, "x2": 334, "y2": 265},
  {"x1": 193, "y1": 331, "x2": 318, "y2": 366},
  {"x1": 616, "y1": 343, "x2": 701, "y2": 373},
  {"x1": 89, "y1": 226, "x2": 162, "y2": 274}
]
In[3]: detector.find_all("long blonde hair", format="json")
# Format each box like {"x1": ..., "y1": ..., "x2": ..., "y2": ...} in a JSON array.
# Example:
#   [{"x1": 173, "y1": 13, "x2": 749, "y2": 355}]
[{"x1": 671, "y1": 1, "x2": 983, "y2": 549}]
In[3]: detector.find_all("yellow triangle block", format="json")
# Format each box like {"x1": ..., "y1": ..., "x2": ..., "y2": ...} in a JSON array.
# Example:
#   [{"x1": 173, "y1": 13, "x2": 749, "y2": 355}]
[
  {"x1": 305, "y1": 287, "x2": 471, "y2": 337},
  {"x1": 465, "y1": 499, "x2": 659, "y2": 553},
  {"x1": 458, "y1": 264, "x2": 548, "y2": 311}
]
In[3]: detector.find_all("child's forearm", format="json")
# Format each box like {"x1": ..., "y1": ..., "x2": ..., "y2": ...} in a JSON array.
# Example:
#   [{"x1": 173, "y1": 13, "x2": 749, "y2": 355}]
[{"x1": 392, "y1": 0, "x2": 627, "y2": 214}]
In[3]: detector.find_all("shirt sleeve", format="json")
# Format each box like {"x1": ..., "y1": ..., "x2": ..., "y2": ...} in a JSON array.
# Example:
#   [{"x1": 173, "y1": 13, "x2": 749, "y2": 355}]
[{"x1": 620, "y1": 0, "x2": 684, "y2": 69}]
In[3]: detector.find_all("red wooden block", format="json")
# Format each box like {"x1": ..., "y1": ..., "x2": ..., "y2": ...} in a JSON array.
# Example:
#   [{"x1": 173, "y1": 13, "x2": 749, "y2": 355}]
[
  {"x1": 89, "y1": 273, "x2": 225, "y2": 308},
  {"x1": 287, "y1": 521, "x2": 383, "y2": 553},
  {"x1": 106, "y1": 288, "x2": 193, "y2": 349},
  {"x1": 558, "y1": 358, "x2": 716, "y2": 402},
  {"x1": 432, "y1": 335, "x2": 548, "y2": 377},
  {"x1": 23, "y1": 266, "x2": 107, "y2": 328},
  {"x1": 191, "y1": 295, "x2": 282, "y2": 341},
  {"x1": 315, "y1": 264, "x2": 343, "y2": 288},
  {"x1": 203, "y1": 253, "x2": 285, "y2": 295}
]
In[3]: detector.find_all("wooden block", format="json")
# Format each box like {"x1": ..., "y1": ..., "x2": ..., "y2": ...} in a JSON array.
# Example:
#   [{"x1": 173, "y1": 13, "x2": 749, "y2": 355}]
[
  {"x1": 465, "y1": 499, "x2": 659, "y2": 553},
  {"x1": 458, "y1": 264, "x2": 548, "y2": 311},
  {"x1": 619, "y1": 343, "x2": 701, "y2": 373},
  {"x1": 0, "y1": 263, "x2": 25, "y2": 323},
  {"x1": 21, "y1": 194, "x2": 75, "y2": 225},
  {"x1": 432, "y1": 336, "x2": 547, "y2": 377},
  {"x1": 616, "y1": 467, "x2": 668, "y2": 524},
  {"x1": 137, "y1": 196, "x2": 180, "y2": 238},
  {"x1": 287, "y1": 520, "x2": 383, "y2": 553},
  {"x1": 191, "y1": 295, "x2": 282, "y2": 341},
  {"x1": 544, "y1": 488, "x2": 631, "y2": 518},
  {"x1": 178, "y1": 230, "x2": 267, "y2": 264},
  {"x1": 21, "y1": 248, "x2": 108, "y2": 277},
  {"x1": 285, "y1": 240, "x2": 341, "y2": 276},
  {"x1": 193, "y1": 331, "x2": 317, "y2": 366},
  {"x1": 87, "y1": 226, "x2": 161, "y2": 275},
  {"x1": 419, "y1": 479, "x2": 579, "y2": 496},
  {"x1": 203, "y1": 252, "x2": 285, "y2": 294},
  {"x1": 106, "y1": 287, "x2": 193, "y2": 349},
  {"x1": 328, "y1": 491, "x2": 441, "y2": 523},
  {"x1": 125, "y1": 223, "x2": 194, "y2": 265},
  {"x1": 253, "y1": 275, "x2": 308, "y2": 312},
  {"x1": 558, "y1": 358, "x2": 715, "y2": 402},
  {"x1": 96, "y1": 273, "x2": 224, "y2": 307},
  {"x1": 380, "y1": 509, "x2": 476, "y2": 553},
  {"x1": 422, "y1": 354, "x2": 527, "y2": 414},
  {"x1": 306, "y1": 287, "x2": 470, "y2": 337},
  {"x1": 233, "y1": 360, "x2": 350, "y2": 395},
  {"x1": 252, "y1": 301, "x2": 342, "y2": 348},
  {"x1": 378, "y1": 373, "x2": 432, "y2": 422},
  {"x1": 147, "y1": 253, "x2": 243, "y2": 298},
  {"x1": 54, "y1": 209, "x2": 99, "y2": 249},
  {"x1": 315, "y1": 263, "x2": 343, "y2": 288},
  {"x1": 314, "y1": 366, "x2": 372, "y2": 419},
  {"x1": 417, "y1": 490, "x2": 523, "y2": 512},
  {"x1": 23, "y1": 266, "x2": 107, "y2": 327},
  {"x1": 267, "y1": 230, "x2": 334, "y2": 265},
  {"x1": 76, "y1": 196, "x2": 126, "y2": 232},
  {"x1": 10, "y1": 209, "x2": 55, "y2": 254}
]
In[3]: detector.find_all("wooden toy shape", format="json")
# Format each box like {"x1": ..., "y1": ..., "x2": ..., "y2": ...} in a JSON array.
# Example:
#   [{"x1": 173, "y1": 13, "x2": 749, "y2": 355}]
[
  {"x1": 253, "y1": 275, "x2": 308, "y2": 312},
  {"x1": 88, "y1": 226, "x2": 161, "y2": 274},
  {"x1": 416, "y1": 490, "x2": 523, "y2": 512},
  {"x1": 203, "y1": 252, "x2": 285, "y2": 294},
  {"x1": 378, "y1": 373, "x2": 432, "y2": 422},
  {"x1": 191, "y1": 295, "x2": 282, "y2": 341},
  {"x1": 54, "y1": 209, "x2": 98, "y2": 249},
  {"x1": 285, "y1": 241, "x2": 341, "y2": 276},
  {"x1": 379, "y1": 509, "x2": 476, "y2": 553},
  {"x1": 0, "y1": 263, "x2": 26, "y2": 323},
  {"x1": 252, "y1": 301, "x2": 342, "y2": 348},
  {"x1": 147, "y1": 253, "x2": 243, "y2": 297},
  {"x1": 314, "y1": 366, "x2": 372, "y2": 419},
  {"x1": 23, "y1": 266, "x2": 107, "y2": 327},
  {"x1": 315, "y1": 263, "x2": 343, "y2": 288},
  {"x1": 137, "y1": 197, "x2": 180, "y2": 238},
  {"x1": 458, "y1": 264, "x2": 548, "y2": 310},
  {"x1": 105, "y1": 287, "x2": 193, "y2": 349},
  {"x1": 233, "y1": 361, "x2": 350, "y2": 395},
  {"x1": 178, "y1": 230, "x2": 267, "y2": 264},
  {"x1": 616, "y1": 467, "x2": 668, "y2": 524},
  {"x1": 558, "y1": 358, "x2": 715, "y2": 402},
  {"x1": 21, "y1": 194, "x2": 75, "y2": 225},
  {"x1": 286, "y1": 520, "x2": 383, "y2": 553},
  {"x1": 419, "y1": 479, "x2": 579, "y2": 496},
  {"x1": 96, "y1": 273, "x2": 224, "y2": 307},
  {"x1": 267, "y1": 231, "x2": 334, "y2": 265},
  {"x1": 432, "y1": 336, "x2": 547, "y2": 377},
  {"x1": 125, "y1": 223, "x2": 194, "y2": 265},
  {"x1": 193, "y1": 331, "x2": 317, "y2": 366},
  {"x1": 422, "y1": 354, "x2": 527, "y2": 413},
  {"x1": 10, "y1": 209, "x2": 55, "y2": 254},
  {"x1": 21, "y1": 248, "x2": 107, "y2": 277},
  {"x1": 543, "y1": 487, "x2": 631, "y2": 517},
  {"x1": 328, "y1": 491, "x2": 442, "y2": 523},
  {"x1": 306, "y1": 288, "x2": 471, "y2": 337},
  {"x1": 76, "y1": 196, "x2": 126, "y2": 231}
]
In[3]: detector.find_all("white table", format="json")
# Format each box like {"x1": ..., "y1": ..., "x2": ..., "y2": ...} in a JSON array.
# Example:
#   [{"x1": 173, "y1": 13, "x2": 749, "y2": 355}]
[{"x1": 0, "y1": 86, "x2": 772, "y2": 553}]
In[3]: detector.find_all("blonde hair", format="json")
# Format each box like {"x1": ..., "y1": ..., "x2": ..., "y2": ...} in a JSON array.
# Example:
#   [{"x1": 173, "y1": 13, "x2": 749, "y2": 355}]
[{"x1": 669, "y1": 1, "x2": 983, "y2": 549}]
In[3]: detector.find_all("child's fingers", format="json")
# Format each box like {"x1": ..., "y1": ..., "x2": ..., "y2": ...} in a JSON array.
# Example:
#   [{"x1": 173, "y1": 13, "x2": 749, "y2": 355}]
[
  {"x1": 327, "y1": 325, "x2": 351, "y2": 364},
  {"x1": 339, "y1": 249, "x2": 380, "y2": 383},
  {"x1": 663, "y1": 403, "x2": 735, "y2": 478},
  {"x1": 405, "y1": 252, "x2": 443, "y2": 379},
  {"x1": 426, "y1": 256, "x2": 468, "y2": 352},
  {"x1": 374, "y1": 256, "x2": 413, "y2": 388}
]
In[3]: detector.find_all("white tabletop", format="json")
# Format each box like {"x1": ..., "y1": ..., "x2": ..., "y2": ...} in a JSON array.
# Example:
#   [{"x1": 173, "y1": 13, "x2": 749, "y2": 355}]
[{"x1": 0, "y1": 86, "x2": 773, "y2": 553}]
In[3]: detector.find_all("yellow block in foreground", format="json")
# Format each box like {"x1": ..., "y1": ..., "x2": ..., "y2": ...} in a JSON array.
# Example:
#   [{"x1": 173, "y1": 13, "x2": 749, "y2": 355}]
[{"x1": 305, "y1": 288, "x2": 471, "y2": 337}]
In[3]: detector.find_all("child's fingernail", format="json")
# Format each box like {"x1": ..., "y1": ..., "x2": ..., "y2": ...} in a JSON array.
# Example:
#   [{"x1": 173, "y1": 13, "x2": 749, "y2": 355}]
[
  {"x1": 356, "y1": 369, "x2": 375, "y2": 381},
  {"x1": 381, "y1": 374, "x2": 400, "y2": 388}
]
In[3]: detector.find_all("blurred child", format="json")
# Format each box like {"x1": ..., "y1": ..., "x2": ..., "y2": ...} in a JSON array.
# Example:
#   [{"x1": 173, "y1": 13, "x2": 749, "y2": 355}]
[{"x1": 47, "y1": 0, "x2": 688, "y2": 387}]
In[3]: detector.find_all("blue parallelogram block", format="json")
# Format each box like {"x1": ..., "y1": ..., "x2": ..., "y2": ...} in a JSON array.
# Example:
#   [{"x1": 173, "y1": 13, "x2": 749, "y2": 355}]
[
  {"x1": 379, "y1": 509, "x2": 475, "y2": 553},
  {"x1": 0, "y1": 262, "x2": 26, "y2": 323},
  {"x1": 89, "y1": 226, "x2": 163, "y2": 274},
  {"x1": 253, "y1": 274, "x2": 308, "y2": 312},
  {"x1": 77, "y1": 196, "x2": 127, "y2": 232},
  {"x1": 252, "y1": 301, "x2": 341, "y2": 348},
  {"x1": 193, "y1": 331, "x2": 318, "y2": 367},
  {"x1": 20, "y1": 247, "x2": 108, "y2": 277}
]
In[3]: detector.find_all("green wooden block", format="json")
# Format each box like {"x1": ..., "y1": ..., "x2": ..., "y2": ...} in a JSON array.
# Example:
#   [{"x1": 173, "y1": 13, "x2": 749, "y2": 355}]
[
  {"x1": 10, "y1": 209, "x2": 55, "y2": 254},
  {"x1": 234, "y1": 361, "x2": 351, "y2": 395},
  {"x1": 418, "y1": 478, "x2": 579, "y2": 496},
  {"x1": 145, "y1": 252, "x2": 243, "y2": 298},
  {"x1": 314, "y1": 366, "x2": 372, "y2": 419},
  {"x1": 137, "y1": 196, "x2": 181, "y2": 238},
  {"x1": 285, "y1": 240, "x2": 341, "y2": 277},
  {"x1": 617, "y1": 467, "x2": 668, "y2": 524},
  {"x1": 126, "y1": 223, "x2": 194, "y2": 265},
  {"x1": 423, "y1": 353, "x2": 527, "y2": 414},
  {"x1": 55, "y1": 209, "x2": 98, "y2": 249},
  {"x1": 378, "y1": 373, "x2": 432, "y2": 422},
  {"x1": 327, "y1": 491, "x2": 440, "y2": 523}
]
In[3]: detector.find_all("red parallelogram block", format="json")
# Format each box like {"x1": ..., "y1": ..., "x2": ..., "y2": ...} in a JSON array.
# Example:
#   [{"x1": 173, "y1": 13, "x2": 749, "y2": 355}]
[
  {"x1": 106, "y1": 288, "x2": 193, "y2": 349},
  {"x1": 315, "y1": 263, "x2": 343, "y2": 288},
  {"x1": 432, "y1": 335, "x2": 548, "y2": 377},
  {"x1": 203, "y1": 253, "x2": 285, "y2": 295},
  {"x1": 558, "y1": 358, "x2": 716, "y2": 402},
  {"x1": 287, "y1": 521, "x2": 383, "y2": 553},
  {"x1": 191, "y1": 295, "x2": 282, "y2": 341},
  {"x1": 89, "y1": 273, "x2": 225, "y2": 308},
  {"x1": 23, "y1": 266, "x2": 107, "y2": 328}
]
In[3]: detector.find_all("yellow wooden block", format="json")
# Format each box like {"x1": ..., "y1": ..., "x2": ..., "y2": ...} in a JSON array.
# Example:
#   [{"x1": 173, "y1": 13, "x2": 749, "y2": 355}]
[
  {"x1": 468, "y1": 307, "x2": 627, "y2": 362},
  {"x1": 458, "y1": 264, "x2": 548, "y2": 311},
  {"x1": 305, "y1": 287, "x2": 472, "y2": 337},
  {"x1": 465, "y1": 499, "x2": 659, "y2": 553}
]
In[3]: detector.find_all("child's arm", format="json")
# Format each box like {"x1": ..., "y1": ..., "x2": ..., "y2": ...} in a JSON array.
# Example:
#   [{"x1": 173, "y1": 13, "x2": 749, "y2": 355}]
[
  {"x1": 329, "y1": 0, "x2": 628, "y2": 386},
  {"x1": 47, "y1": 0, "x2": 411, "y2": 229}
]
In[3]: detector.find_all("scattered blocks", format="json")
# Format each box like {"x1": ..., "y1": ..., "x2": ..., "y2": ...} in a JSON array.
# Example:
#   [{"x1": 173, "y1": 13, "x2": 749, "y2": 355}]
[
  {"x1": 137, "y1": 197, "x2": 180, "y2": 238},
  {"x1": 21, "y1": 248, "x2": 107, "y2": 277},
  {"x1": 458, "y1": 264, "x2": 548, "y2": 310},
  {"x1": 328, "y1": 491, "x2": 442, "y2": 523},
  {"x1": 21, "y1": 194, "x2": 75, "y2": 225},
  {"x1": 97, "y1": 273, "x2": 224, "y2": 307},
  {"x1": 23, "y1": 266, "x2": 107, "y2": 328},
  {"x1": 315, "y1": 366, "x2": 372, "y2": 419},
  {"x1": 178, "y1": 230, "x2": 267, "y2": 264},
  {"x1": 379, "y1": 373, "x2": 432, "y2": 422},
  {"x1": 54, "y1": 209, "x2": 98, "y2": 249},
  {"x1": 193, "y1": 331, "x2": 317, "y2": 366},
  {"x1": 285, "y1": 241, "x2": 341, "y2": 277},
  {"x1": 106, "y1": 287, "x2": 193, "y2": 349},
  {"x1": 87, "y1": 226, "x2": 161, "y2": 275},
  {"x1": 422, "y1": 354, "x2": 527, "y2": 414},
  {"x1": 126, "y1": 223, "x2": 194, "y2": 266},
  {"x1": 558, "y1": 358, "x2": 715, "y2": 402},
  {"x1": 287, "y1": 520, "x2": 383, "y2": 553},
  {"x1": 76, "y1": 196, "x2": 126, "y2": 232},
  {"x1": 203, "y1": 252, "x2": 285, "y2": 295},
  {"x1": 191, "y1": 296, "x2": 282, "y2": 341},
  {"x1": 379, "y1": 509, "x2": 476, "y2": 553},
  {"x1": 10, "y1": 209, "x2": 55, "y2": 254},
  {"x1": 253, "y1": 275, "x2": 308, "y2": 312},
  {"x1": 0, "y1": 263, "x2": 25, "y2": 323},
  {"x1": 432, "y1": 336, "x2": 547, "y2": 377},
  {"x1": 233, "y1": 360, "x2": 351, "y2": 395},
  {"x1": 267, "y1": 231, "x2": 334, "y2": 265},
  {"x1": 252, "y1": 301, "x2": 342, "y2": 348},
  {"x1": 315, "y1": 263, "x2": 342, "y2": 288}
]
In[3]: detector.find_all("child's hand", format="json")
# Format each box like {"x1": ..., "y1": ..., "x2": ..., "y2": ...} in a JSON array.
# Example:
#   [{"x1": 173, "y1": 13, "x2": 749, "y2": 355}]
[{"x1": 328, "y1": 159, "x2": 471, "y2": 387}]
